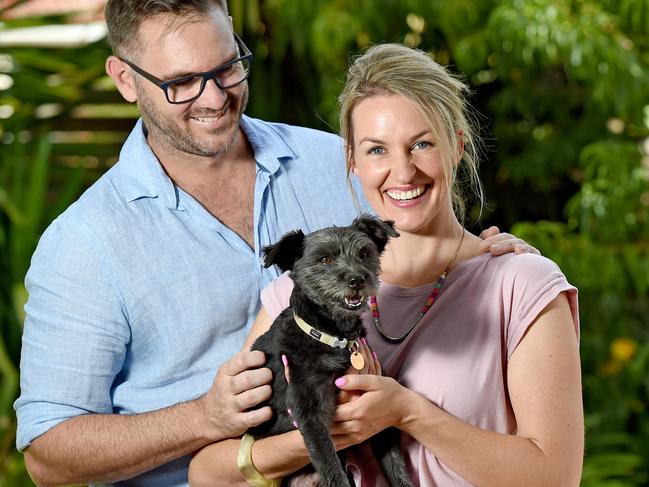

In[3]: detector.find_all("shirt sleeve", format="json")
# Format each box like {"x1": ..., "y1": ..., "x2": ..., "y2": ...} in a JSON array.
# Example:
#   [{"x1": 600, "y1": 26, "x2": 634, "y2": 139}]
[
  {"x1": 259, "y1": 271, "x2": 294, "y2": 320},
  {"x1": 14, "y1": 213, "x2": 130, "y2": 451},
  {"x1": 504, "y1": 254, "x2": 580, "y2": 361}
]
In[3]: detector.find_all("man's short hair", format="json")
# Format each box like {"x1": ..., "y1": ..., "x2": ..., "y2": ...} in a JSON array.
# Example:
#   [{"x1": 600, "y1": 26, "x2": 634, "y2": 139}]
[{"x1": 105, "y1": 0, "x2": 229, "y2": 58}]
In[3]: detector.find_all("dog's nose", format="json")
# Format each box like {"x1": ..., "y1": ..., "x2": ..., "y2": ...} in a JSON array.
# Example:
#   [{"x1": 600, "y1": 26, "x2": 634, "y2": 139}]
[{"x1": 348, "y1": 277, "x2": 365, "y2": 290}]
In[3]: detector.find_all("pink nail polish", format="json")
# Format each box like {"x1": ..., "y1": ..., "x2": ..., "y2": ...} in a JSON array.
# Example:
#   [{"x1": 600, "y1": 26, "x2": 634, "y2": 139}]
[
  {"x1": 281, "y1": 354, "x2": 288, "y2": 366},
  {"x1": 335, "y1": 377, "x2": 346, "y2": 387},
  {"x1": 292, "y1": 421, "x2": 299, "y2": 429},
  {"x1": 372, "y1": 351, "x2": 378, "y2": 359},
  {"x1": 361, "y1": 337, "x2": 367, "y2": 345}
]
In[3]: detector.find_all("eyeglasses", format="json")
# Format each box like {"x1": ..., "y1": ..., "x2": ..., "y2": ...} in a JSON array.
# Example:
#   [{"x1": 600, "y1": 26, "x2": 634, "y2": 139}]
[{"x1": 119, "y1": 33, "x2": 252, "y2": 104}]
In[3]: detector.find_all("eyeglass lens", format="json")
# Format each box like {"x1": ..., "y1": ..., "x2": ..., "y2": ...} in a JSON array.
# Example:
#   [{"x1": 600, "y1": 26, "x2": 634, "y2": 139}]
[{"x1": 167, "y1": 58, "x2": 250, "y2": 103}]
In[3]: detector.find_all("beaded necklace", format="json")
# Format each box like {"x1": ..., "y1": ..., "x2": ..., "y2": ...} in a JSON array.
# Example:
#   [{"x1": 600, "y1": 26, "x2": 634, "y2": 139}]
[{"x1": 370, "y1": 231, "x2": 465, "y2": 344}]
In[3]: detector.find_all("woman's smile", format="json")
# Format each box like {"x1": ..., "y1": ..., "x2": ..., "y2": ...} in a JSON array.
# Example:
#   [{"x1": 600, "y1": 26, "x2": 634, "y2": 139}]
[{"x1": 350, "y1": 94, "x2": 450, "y2": 234}]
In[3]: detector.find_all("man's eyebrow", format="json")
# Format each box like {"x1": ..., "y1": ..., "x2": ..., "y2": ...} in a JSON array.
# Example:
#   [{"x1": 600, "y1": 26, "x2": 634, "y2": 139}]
[
  {"x1": 162, "y1": 69, "x2": 198, "y2": 80},
  {"x1": 162, "y1": 49, "x2": 239, "y2": 81}
]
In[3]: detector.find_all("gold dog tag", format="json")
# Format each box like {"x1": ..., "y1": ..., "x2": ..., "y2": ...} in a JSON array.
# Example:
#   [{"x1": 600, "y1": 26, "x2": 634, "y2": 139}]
[{"x1": 350, "y1": 351, "x2": 365, "y2": 370}]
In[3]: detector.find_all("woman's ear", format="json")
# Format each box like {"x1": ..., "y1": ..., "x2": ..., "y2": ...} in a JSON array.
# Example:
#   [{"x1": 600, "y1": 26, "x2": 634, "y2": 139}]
[
  {"x1": 456, "y1": 129, "x2": 465, "y2": 165},
  {"x1": 346, "y1": 145, "x2": 358, "y2": 175},
  {"x1": 105, "y1": 55, "x2": 138, "y2": 103}
]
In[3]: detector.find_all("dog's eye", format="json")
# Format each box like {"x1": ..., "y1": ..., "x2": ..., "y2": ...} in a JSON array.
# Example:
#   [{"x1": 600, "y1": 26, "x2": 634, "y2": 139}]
[
  {"x1": 319, "y1": 256, "x2": 333, "y2": 265},
  {"x1": 360, "y1": 249, "x2": 369, "y2": 259}
]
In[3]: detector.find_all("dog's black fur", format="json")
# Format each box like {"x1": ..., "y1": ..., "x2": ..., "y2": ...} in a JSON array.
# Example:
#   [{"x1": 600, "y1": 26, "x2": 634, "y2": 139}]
[{"x1": 249, "y1": 215, "x2": 412, "y2": 487}]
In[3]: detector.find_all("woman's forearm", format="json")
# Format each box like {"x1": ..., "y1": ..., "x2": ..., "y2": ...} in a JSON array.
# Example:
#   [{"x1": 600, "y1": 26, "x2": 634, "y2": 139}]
[
  {"x1": 189, "y1": 429, "x2": 313, "y2": 487},
  {"x1": 399, "y1": 390, "x2": 582, "y2": 487}
]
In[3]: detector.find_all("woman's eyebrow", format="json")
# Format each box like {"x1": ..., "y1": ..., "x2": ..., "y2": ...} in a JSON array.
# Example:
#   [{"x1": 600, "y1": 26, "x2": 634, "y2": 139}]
[
  {"x1": 358, "y1": 130, "x2": 430, "y2": 145},
  {"x1": 358, "y1": 137, "x2": 385, "y2": 145}
]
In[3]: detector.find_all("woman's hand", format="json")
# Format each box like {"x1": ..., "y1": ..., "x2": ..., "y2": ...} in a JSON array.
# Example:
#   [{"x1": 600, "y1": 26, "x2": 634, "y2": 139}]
[
  {"x1": 338, "y1": 337, "x2": 381, "y2": 404},
  {"x1": 329, "y1": 374, "x2": 413, "y2": 450},
  {"x1": 280, "y1": 337, "x2": 382, "y2": 428}
]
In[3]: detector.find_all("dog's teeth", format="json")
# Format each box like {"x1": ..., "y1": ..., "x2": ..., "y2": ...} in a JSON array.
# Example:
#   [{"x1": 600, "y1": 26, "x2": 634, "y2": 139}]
[{"x1": 344, "y1": 296, "x2": 365, "y2": 309}]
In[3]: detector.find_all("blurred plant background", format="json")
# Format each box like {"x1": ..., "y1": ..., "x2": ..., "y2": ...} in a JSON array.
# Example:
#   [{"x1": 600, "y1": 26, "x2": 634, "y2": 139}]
[{"x1": 1, "y1": 0, "x2": 648, "y2": 485}]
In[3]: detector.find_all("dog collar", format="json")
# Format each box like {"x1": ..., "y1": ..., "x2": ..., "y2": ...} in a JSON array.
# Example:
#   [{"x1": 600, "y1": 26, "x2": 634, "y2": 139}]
[
  {"x1": 293, "y1": 313, "x2": 365, "y2": 370},
  {"x1": 293, "y1": 312, "x2": 351, "y2": 350}
]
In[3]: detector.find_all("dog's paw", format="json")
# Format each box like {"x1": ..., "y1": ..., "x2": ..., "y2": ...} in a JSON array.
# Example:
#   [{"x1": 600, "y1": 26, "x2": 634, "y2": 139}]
[{"x1": 284, "y1": 467, "x2": 321, "y2": 486}]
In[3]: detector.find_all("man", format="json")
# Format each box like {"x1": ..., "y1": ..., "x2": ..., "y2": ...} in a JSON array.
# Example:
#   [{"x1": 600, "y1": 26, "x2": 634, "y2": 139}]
[
  {"x1": 15, "y1": 1, "x2": 532, "y2": 486},
  {"x1": 15, "y1": 1, "x2": 368, "y2": 485}
]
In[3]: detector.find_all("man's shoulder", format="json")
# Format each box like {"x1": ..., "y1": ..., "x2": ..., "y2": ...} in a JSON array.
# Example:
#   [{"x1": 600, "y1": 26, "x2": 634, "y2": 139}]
[
  {"x1": 265, "y1": 119, "x2": 340, "y2": 141},
  {"x1": 245, "y1": 116, "x2": 342, "y2": 152},
  {"x1": 76, "y1": 164, "x2": 126, "y2": 209},
  {"x1": 43, "y1": 162, "x2": 137, "y2": 242}
]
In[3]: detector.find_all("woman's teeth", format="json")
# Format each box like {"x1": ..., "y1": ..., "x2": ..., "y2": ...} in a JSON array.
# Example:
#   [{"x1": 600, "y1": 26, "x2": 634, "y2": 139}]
[{"x1": 386, "y1": 186, "x2": 425, "y2": 201}]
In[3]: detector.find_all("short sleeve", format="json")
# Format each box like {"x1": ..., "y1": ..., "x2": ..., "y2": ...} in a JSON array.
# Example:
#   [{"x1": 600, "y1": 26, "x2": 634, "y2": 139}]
[
  {"x1": 14, "y1": 214, "x2": 130, "y2": 451},
  {"x1": 259, "y1": 271, "x2": 294, "y2": 320},
  {"x1": 504, "y1": 254, "x2": 579, "y2": 361}
]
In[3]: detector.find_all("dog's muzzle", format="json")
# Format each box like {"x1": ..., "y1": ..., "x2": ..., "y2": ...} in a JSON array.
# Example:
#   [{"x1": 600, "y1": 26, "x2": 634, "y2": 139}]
[{"x1": 343, "y1": 292, "x2": 365, "y2": 309}]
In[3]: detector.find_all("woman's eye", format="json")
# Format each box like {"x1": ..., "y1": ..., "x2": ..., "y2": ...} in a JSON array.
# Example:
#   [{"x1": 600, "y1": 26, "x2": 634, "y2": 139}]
[
  {"x1": 368, "y1": 146, "x2": 385, "y2": 155},
  {"x1": 413, "y1": 141, "x2": 433, "y2": 150},
  {"x1": 319, "y1": 256, "x2": 334, "y2": 265}
]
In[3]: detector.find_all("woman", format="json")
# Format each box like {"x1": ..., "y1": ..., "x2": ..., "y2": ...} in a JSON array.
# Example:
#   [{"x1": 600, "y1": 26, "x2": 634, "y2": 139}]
[{"x1": 189, "y1": 43, "x2": 583, "y2": 487}]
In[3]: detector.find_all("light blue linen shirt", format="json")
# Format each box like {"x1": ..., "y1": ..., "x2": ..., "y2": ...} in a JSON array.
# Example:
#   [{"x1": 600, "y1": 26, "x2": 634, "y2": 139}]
[{"x1": 15, "y1": 115, "x2": 369, "y2": 486}]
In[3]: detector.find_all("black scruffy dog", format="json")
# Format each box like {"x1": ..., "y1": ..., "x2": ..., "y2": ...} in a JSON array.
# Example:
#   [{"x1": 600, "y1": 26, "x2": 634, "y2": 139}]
[{"x1": 249, "y1": 215, "x2": 412, "y2": 487}]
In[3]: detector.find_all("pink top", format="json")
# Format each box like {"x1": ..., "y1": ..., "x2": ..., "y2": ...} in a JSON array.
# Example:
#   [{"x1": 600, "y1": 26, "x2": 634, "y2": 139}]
[{"x1": 261, "y1": 252, "x2": 579, "y2": 486}]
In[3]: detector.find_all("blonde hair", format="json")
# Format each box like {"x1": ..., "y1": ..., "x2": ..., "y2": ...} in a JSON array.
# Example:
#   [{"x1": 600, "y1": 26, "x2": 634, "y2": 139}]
[{"x1": 339, "y1": 43, "x2": 485, "y2": 223}]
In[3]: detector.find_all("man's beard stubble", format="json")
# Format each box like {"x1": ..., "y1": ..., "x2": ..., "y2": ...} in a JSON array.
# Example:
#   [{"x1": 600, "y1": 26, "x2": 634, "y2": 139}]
[{"x1": 135, "y1": 80, "x2": 249, "y2": 158}]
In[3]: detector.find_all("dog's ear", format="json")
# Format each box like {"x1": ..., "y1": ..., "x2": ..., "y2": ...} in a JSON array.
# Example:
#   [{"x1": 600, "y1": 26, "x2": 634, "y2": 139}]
[
  {"x1": 351, "y1": 214, "x2": 399, "y2": 254},
  {"x1": 262, "y1": 229, "x2": 305, "y2": 271}
]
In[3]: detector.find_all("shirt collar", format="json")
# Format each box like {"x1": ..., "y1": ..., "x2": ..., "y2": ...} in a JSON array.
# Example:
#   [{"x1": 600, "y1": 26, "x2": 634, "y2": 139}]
[
  {"x1": 118, "y1": 115, "x2": 295, "y2": 208},
  {"x1": 240, "y1": 115, "x2": 294, "y2": 173},
  {"x1": 118, "y1": 119, "x2": 179, "y2": 208}
]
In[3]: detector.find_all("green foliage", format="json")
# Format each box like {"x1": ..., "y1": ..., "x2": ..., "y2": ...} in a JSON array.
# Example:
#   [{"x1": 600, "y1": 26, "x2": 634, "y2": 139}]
[
  {"x1": 1, "y1": 0, "x2": 648, "y2": 485},
  {"x1": 511, "y1": 137, "x2": 649, "y2": 484},
  {"x1": 0, "y1": 13, "x2": 114, "y2": 485}
]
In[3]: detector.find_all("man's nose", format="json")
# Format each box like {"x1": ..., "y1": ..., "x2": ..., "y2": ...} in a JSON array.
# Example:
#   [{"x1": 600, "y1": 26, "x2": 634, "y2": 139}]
[{"x1": 196, "y1": 78, "x2": 227, "y2": 107}]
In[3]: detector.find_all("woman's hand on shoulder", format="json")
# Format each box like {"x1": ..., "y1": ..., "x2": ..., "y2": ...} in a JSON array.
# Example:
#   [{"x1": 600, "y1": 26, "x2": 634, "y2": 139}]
[{"x1": 479, "y1": 226, "x2": 540, "y2": 256}]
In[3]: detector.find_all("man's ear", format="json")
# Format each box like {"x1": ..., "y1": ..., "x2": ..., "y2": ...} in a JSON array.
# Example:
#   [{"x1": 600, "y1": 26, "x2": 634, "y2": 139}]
[
  {"x1": 106, "y1": 55, "x2": 137, "y2": 103},
  {"x1": 262, "y1": 230, "x2": 305, "y2": 272}
]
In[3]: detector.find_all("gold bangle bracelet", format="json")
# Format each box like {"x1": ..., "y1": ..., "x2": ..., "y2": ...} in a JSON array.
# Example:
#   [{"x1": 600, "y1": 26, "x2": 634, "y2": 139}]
[{"x1": 237, "y1": 433, "x2": 282, "y2": 487}]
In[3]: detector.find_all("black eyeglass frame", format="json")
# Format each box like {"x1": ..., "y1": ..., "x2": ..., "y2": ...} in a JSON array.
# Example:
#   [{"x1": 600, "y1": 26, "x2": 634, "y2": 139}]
[{"x1": 119, "y1": 32, "x2": 253, "y2": 104}]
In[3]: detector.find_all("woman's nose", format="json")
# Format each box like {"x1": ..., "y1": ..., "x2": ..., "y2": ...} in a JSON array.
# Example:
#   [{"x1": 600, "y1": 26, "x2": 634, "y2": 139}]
[{"x1": 391, "y1": 153, "x2": 417, "y2": 183}]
